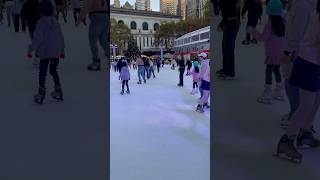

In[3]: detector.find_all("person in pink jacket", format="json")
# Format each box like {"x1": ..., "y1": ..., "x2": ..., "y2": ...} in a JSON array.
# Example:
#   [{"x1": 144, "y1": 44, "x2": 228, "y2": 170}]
[
  {"x1": 274, "y1": 1, "x2": 320, "y2": 163},
  {"x1": 190, "y1": 65, "x2": 200, "y2": 95},
  {"x1": 247, "y1": 0, "x2": 286, "y2": 104}
]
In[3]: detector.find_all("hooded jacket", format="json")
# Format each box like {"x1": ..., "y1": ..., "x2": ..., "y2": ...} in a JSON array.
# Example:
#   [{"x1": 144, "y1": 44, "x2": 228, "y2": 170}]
[{"x1": 28, "y1": 16, "x2": 65, "y2": 59}]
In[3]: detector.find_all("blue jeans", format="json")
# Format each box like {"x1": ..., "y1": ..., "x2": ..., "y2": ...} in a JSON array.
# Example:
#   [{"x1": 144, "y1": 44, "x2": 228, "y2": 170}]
[
  {"x1": 285, "y1": 79, "x2": 300, "y2": 119},
  {"x1": 88, "y1": 13, "x2": 109, "y2": 62},
  {"x1": 6, "y1": 6, "x2": 13, "y2": 27},
  {"x1": 138, "y1": 66, "x2": 145, "y2": 82}
]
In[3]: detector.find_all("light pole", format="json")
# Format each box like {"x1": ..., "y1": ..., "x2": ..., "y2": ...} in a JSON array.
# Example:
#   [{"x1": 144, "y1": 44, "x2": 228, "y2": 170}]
[{"x1": 159, "y1": 43, "x2": 165, "y2": 62}]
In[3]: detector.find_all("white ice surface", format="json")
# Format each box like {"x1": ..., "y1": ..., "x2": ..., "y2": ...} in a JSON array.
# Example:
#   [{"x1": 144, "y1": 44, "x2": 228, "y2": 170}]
[{"x1": 110, "y1": 67, "x2": 210, "y2": 180}]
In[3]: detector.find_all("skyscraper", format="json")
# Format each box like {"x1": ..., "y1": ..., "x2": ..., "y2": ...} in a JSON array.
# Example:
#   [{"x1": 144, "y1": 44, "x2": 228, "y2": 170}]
[
  {"x1": 135, "y1": 0, "x2": 146, "y2": 10},
  {"x1": 114, "y1": 0, "x2": 121, "y2": 8},
  {"x1": 160, "y1": 0, "x2": 178, "y2": 15},
  {"x1": 146, "y1": 0, "x2": 151, "y2": 11}
]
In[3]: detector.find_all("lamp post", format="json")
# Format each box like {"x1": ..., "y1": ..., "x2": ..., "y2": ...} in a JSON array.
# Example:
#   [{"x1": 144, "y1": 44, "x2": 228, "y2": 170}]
[{"x1": 159, "y1": 43, "x2": 165, "y2": 62}]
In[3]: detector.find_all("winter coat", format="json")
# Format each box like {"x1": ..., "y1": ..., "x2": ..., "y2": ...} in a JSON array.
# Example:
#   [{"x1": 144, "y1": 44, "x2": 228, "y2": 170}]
[
  {"x1": 199, "y1": 59, "x2": 210, "y2": 82},
  {"x1": 299, "y1": 16, "x2": 320, "y2": 66},
  {"x1": 21, "y1": 0, "x2": 41, "y2": 30},
  {"x1": 191, "y1": 68, "x2": 200, "y2": 82},
  {"x1": 120, "y1": 66, "x2": 130, "y2": 81},
  {"x1": 28, "y1": 16, "x2": 65, "y2": 59},
  {"x1": 284, "y1": 0, "x2": 317, "y2": 53}
]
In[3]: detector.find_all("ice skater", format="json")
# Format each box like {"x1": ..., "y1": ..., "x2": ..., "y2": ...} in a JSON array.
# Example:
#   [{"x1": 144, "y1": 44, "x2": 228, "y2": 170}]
[
  {"x1": 27, "y1": 0, "x2": 65, "y2": 104},
  {"x1": 4, "y1": 0, "x2": 14, "y2": 27},
  {"x1": 241, "y1": 0, "x2": 263, "y2": 45},
  {"x1": 247, "y1": 0, "x2": 285, "y2": 104},
  {"x1": 54, "y1": 0, "x2": 67, "y2": 23},
  {"x1": 120, "y1": 61, "x2": 130, "y2": 95},
  {"x1": 149, "y1": 59, "x2": 156, "y2": 79},
  {"x1": 177, "y1": 57, "x2": 185, "y2": 87},
  {"x1": 196, "y1": 53, "x2": 210, "y2": 113},
  {"x1": 71, "y1": 0, "x2": 86, "y2": 25},
  {"x1": 136, "y1": 55, "x2": 146, "y2": 84},
  {"x1": 275, "y1": 2, "x2": 320, "y2": 163},
  {"x1": 190, "y1": 65, "x2": 200, "y2": 95},
  {"x1": 186, "y1": 59, "x2": 192, "y2": 75}
]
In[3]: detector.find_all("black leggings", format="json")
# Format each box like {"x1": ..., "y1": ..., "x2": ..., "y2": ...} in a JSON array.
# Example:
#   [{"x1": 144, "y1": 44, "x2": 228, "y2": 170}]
[
  {"x1": 39, "y1": 59, "x2": 61, "y2": 88},
  {"x1": 73, "y1": 8, "x2": 86, "y2": 24},
  {"x1": 122, "y1": 80, "x2": 129, "y2": 90},
  {"x1": 193, "y1": 82, "x2": 198, "y2": 88},
  {"x1": 265, "y1": 64, "x2": 281, "y2": 85}
]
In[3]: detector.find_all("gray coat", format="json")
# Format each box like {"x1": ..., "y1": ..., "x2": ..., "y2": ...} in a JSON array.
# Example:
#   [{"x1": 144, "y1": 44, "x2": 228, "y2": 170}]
[{"x1": 28, "y1": 16, "x2": 65, "y2": 59}]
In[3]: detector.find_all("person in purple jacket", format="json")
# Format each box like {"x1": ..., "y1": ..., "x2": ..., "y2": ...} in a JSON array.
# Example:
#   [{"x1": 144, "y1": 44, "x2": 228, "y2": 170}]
[
  {"x1": 27, "y1": 0, "x2": 65, "y2": 104},
  {"x1": 120, "y1": 61, "x2": 130, "y2": 95},
  {"x1": 247, "y1": 0, "x2": 286, "y2": 104}
]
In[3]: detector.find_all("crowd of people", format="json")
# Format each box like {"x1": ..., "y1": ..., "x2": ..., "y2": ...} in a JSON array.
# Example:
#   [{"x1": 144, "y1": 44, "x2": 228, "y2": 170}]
[
  {"x1": 215, "y1": 0, "x2": 320, "y2": 164},
  {"x1": 111, "y1": 52, "x2": 211, "y2": 113}
]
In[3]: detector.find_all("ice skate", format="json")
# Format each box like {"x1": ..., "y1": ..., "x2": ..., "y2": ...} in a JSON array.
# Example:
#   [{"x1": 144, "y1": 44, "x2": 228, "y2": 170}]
[
  {"x1": 87, "y1": 62, "x2": 101, "y2": 71},
  {"x1": 251, "y1": 39, "x2": 258, "y2": 44},
  {"x1": 144, "y1": 80, "x2": 146, "y2": 84},
  {"x1": 273, "y1": 134, "x2": 302, "y2": 164},
  {"x1": 242, "y1": 39, "x2": 250, "y2": 45},
  {"x1": 190, "y1": 89, "x2": 196, "y2": 95},
  {"x1": 257, "y1": 85, "x2": 272, "y2": 104},
  {"x1": 137, "y1": 80, "x2": 142, "y2": 84},
  {"x1": 196, "y1": 104, "x2": 204, "y2": 113},
  {"x1": 280, "y1": 113, "x2": 290, "y2": 129},
  {"x1": 203, "y1": 103, "x2": 210, "y2": 109},
  {"x1": 120, "y1": 90, "x2": 124, "y2": 95},
  {"x1": 126, "y1": 89, "x2": 130, "y2": 94},
  {"x1": 32, "y1": 57, "x2": 40, "y2": 68},
  {"x1": 296, "y1": 129, "x2": 320, "y2": 149},
  {"x1": 51, "y1": 86, "x2": 63, "y2": 101},
  {"x1": 34, "y1": 87, "x2": 46, "y2": 104},
  {"x1": 273, "y1": 83, "x2": 285, "y2": 101}
]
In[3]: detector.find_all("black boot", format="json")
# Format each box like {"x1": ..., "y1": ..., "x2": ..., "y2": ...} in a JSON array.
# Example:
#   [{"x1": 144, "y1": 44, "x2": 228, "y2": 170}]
[
  {"x1": 88, "y1": 59, "x2": 101, "y2": 71},
  {"x1": 34, "y1": 87, "x2": 46, "y2": 104},
  {"x1": 275, "y1": 134, "x2": 302, "y2": 163},
  {"x1": 196, "y1": 104, "x2": 204, "y2": 113},
  {"x1": 297, "y1": 128, "x2": 320, "y2": 148},
  {"x1": 51, "y1": 86, "x2": 63, "y2": 101}
]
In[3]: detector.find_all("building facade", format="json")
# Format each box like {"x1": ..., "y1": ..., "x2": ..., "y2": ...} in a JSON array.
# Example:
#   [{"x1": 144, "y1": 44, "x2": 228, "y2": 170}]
[
  {"x1": 111, "y1": 7, "x2": 181, "y2": 52},
  {"x1": 186, "y1": 0, "x2": 207, "y2": 18}
]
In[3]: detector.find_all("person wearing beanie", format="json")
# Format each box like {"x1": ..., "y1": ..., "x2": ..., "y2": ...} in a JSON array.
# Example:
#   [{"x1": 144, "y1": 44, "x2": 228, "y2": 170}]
[
  {"x1": 27, "y1": 0, "x2": 65, "y2": 104},
  {"x1": 75, "y1": 0, "x2": 108, "y2": 71},
  {"x1": 274, "y1": 0, "x2": 320, "y2": 163},
  {"x1": 241, "y1": 0, "x2": 263, "y2": 45},
  {"x1": 247, "y1": 0, "x2": 286, "y2": 104}
]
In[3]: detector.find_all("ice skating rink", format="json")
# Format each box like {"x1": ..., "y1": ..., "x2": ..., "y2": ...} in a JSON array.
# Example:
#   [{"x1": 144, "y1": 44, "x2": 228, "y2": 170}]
[
  {"x1": 212, "y1": 16, "x2": 320, "y2": 179},
  {"x1": 110, "y1": 67, "x2": 210, "y2": 180},
  {"x1": 0, "y1": 17, "x2": 108, "y2": 179}
]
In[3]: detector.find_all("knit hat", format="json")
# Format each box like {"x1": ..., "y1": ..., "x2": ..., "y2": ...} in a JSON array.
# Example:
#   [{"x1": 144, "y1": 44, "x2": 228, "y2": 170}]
[{"x1": 266, "y1": 0, "x2": 283, "y2": 16}]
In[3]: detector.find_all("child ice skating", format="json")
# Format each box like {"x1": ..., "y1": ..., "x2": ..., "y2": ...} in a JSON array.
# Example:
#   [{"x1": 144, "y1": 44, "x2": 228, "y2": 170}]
[
  {"x1": 28, "y1": 0, "x2": 65, "y2": 104},
  {"x1": 247, "y1": 0, "x2": 286, "y2": 104},
  {"x1": 120, "y1": 61, "x2": 130, "y2": 95},
  {"x1": 190, "y1": 66, "x2": 200, "y2": 95}
]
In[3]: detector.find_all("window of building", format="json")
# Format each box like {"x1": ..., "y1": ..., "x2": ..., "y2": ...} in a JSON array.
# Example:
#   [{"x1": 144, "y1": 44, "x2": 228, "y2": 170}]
[
  {"x1": 142, "y1": 22, "x2": 149, "y2": 31},
  {"x1": 154, "y1": 23, "x2": 159, "y2": 31},
  {"x1": 200, "y1": 32, "x2": 210, "y2": 40},
  {"x1": 130, "y1": 21, "x2": 137, "y2": 30}
]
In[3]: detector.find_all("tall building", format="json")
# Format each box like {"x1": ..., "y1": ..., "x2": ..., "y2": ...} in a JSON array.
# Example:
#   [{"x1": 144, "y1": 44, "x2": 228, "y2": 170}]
[
  {"x1": 160, "y1": 0, "x2": 178, "y2": 15},
  {"x1": 114, "y1": 0, "x2": 121, "y2": 8},
  {"x1": 135, "y1": 0, "x2": 146, "y2": 10},
  {"x1": 145, "y1": 0, "x2": 151, "y2": 11},
  {"x1": 186, "y1": 0, "x2": 207, "y2": 18}
]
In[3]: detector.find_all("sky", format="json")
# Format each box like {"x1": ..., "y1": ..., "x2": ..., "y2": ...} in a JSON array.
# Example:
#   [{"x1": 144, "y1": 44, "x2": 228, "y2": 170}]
[{"x1": 110, "y1": 0, "x2": 160, "y2": 12}]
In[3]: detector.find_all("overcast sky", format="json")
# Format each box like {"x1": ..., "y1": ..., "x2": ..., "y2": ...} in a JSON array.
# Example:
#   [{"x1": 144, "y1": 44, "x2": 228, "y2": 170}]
[{"x1": 110, "y1": 0, "x2": 160, "y2": 11}]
